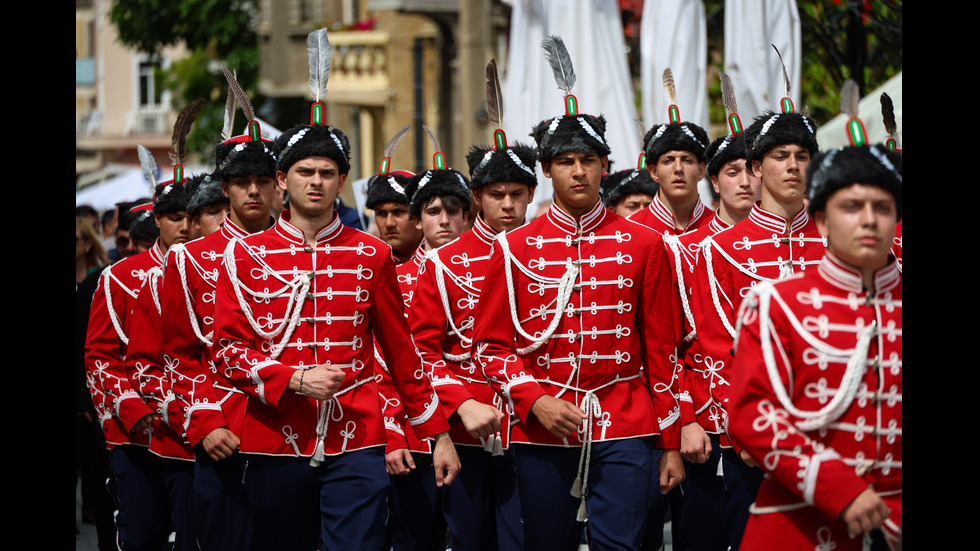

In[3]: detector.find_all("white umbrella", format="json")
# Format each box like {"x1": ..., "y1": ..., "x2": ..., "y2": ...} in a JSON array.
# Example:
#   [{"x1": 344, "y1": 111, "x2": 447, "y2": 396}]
[
  {"x1": 502, "y1": 0, "x2": 639, "y2": 216},
  {"x1": 723, "y1": 0, "x2": 802, "y2": 124},
  {"x1": 640, "y1": 0, "x2": 710, "y2": 136}
]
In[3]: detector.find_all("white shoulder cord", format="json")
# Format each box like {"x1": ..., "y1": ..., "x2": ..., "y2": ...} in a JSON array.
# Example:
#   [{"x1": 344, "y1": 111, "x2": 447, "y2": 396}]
[
  {"x1": 174, "y1": 244, "x2": 213, "y2": 347},
  {"x1": 222, "y1": 238, "x2": 312, "y2": 360},
  {"x1": 752, "y1": 284, "x2": 874, "y2": 431},
  {"x1": 495, "y1": 233, "x2": 579, "y2": 355},
  {"x1": 102, "y1": 265, "x2": 130, "y2": 345},
  {"x1": 147, "y1": 267, "x2": 163, "y2": 316},
  {"x1": 429, "y1": 249, "x2": 478, "y2": 362},
  {"x1": 702, "y1": 240, "x2": 738, "y2": 339},
  {"x1": 664, "y1": 235, "x2": 697, "y2": 341}
]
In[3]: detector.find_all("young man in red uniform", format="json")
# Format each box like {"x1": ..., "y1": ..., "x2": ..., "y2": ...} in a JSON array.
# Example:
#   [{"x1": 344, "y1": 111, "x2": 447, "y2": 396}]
[
  {"x1": 125, "y1": 176, "x2": 200, "y2": 551},
  {"x1": 408, "y1": 139, "x2": 538, "y2": 551},
  {"x1": 472, "y1": 36, "x2": 684, "y2": 551},
  {"x1": 84, "y1": 188, "x2": 183, "y2": 550},
  {"x1": 730, "y1": 143, "x2": 902, "y2": 550},
  {"x1": 366, "y1": 168, "x2": 423, "y2": 266},
  {"x1": 599, "y1": 164, "x2": 658, "y2": 218},
  {"x1": 162, "y1": 116, "x2": 278, "y2": 550},
  {"x1": 211, "y1": 102, "x2": 459, "y2": 550}
]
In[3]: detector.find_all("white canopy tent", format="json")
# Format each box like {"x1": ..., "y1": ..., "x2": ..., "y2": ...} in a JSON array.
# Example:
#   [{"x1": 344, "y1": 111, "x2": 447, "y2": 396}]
[{"x1": 502, "y1": 0, "x2": 640, "y2": 216}]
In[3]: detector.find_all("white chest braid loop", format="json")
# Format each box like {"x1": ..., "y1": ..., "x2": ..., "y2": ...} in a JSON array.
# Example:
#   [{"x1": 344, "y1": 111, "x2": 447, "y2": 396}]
[
  {"x1": 147, "y1": 267, "x2": 164, "y2": 316},
  {"x1": 429, "y1": 249, "x2": 481, "y2": 362},
  {"x1": 174, "y1": 244, "x2": 213, "y2": 347},
  {"x1": 223, "y1": 238, "x2": 312, "y2": 360},
  {"x1": 496, "y1": 233, "x2": 580, "y2": 355},
  {"x1": 751, "y1": 284, "x2": 875, "y2": 431}
]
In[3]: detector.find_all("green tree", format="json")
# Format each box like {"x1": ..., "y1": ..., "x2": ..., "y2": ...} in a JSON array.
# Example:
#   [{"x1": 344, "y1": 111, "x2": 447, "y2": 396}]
[{"x1": 109, "y1": 0, "x2": 262, "y2": 161}]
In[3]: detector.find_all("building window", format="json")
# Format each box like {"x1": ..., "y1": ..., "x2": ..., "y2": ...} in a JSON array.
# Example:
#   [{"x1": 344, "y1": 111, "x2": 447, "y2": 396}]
[{"x1": 138, "y1": 59, "x2": 162, "y2": 109}]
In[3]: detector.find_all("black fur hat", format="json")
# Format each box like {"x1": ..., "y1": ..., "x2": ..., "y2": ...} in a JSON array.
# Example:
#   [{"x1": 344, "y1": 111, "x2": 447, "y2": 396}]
[
  {"x1": 214, "y1": 135, "x2": 277, "y2": 182},
  {"x1": 465, "y1": 142, "x2": 538, "y2": 190},
  {"x1": 600, "y1": 168, "x2": 659, "y2": 208},
  {"x1": 187, "y1": 175, "x2": 229, "y2": 217},
  {"x1": 152, "y1": 180, "x2": 191, "y2": 215},
  {"x1": 274, "y1": 124, "x2": 352, "y2": 175},
  {"x1": 744, "y1": 110, "x2": 819, "y2": 164},
  {"x1": 127, "y1": 204, "x2": 159, "y2": 242},
  {"x1": 706, "y1": 132, "x2": 749, "y2": 179},
  {"x1": 642, "y1": 122, "x2": 710, "y2": 165},
  {"x1": 531, "y1": 114, "x2": 611, "y2": 163},
  {"x1": 405, "y1": 168, "x2": 472, "y2": 219},
  {"x1": 365, "y1": 170, "x2": 414, "y2": 209},
  {"x1": 807, "y1": 145, "x2": 902, "y2": 220}
]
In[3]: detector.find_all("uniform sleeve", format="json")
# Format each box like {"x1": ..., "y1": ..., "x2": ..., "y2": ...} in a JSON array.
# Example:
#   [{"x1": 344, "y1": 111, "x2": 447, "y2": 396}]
[
  {"x1": 85, "y1": 267, "x2": 154, "y2": 434},
  {"x1": 409, "y1": 257, "x2": 473, "y2": 417},
  {"x1": 471, "y1": 241, "x2": 548, "y2": 425},
  {"x1": 636, "y1": 235, "x2": 683, "y2": 448},
  {"x1": 728, "y1": 289, "x2": 869, "y2": 519},
  {"x1": 161, "y1": 247, "x2": 229, "y2": 447},
  {"x1": 370, "y1": 253, "x2": 450, "y2": 440},
  {"x1": 211, "y1": 239, "x2": 296, "y2": 410},
  {"x1": 372, "y1": 345, "x2": 410, "y2": 454}
]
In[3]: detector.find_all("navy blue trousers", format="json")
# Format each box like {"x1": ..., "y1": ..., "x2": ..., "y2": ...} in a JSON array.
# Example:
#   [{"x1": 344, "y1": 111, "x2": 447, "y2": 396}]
[
  {"x1": 163, "y1": 458, "x2": 197, "y2": 551},
  {"x1": 243, "y1": 447, "x2": 391, "y2": 551},
  {"x1": 513, "y1": 438, "x2": 653, "y2": 551},
  {"x1": 442, "y1": 446, "x2": 522, "y2": 551},
  {"x1": 193, "y1": 447, "x2": 252, "y2": 551},
  {"x1": 387, "y1": 452, "x2": 446, "y2": 551},
  {"x1": 669, "y1": 435, "x2": 763, "y2": 551},
  {"x1": 109, "y1": 445, "x2": 171, "y2": 551}
]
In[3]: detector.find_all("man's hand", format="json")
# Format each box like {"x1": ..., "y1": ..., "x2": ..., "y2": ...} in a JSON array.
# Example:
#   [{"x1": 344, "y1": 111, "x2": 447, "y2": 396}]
[
  {"x1": 130, "y1": 413, "x2": 155, "y2": 435},
  {"x1": 738, "y1": 449, "x2": 759, "y2": 468},
  {"x1": 530, "y1": 395, "x2": 585, "y2": 439},
  {"x1": 658, "y1": 449, "x2": 685, "y2": 494},
  {"x1": 841, "y1": 488, "x2": 891, "y2": 538},
  {"x1": 456, "y1": 399, "x2": 505, "y2": 440},
  {"x1": 290, "y1": 363, "x2": 345, "y2": 401},
  {"x1": 431, "y1": 432, "x2": 461, "y2": 487},
  {"x1": 202, "y1": 427, "x2": 240, "y2": 462},
  {"x1": 681, "y1": 422, "x2": 712, "y2": 464},
  {"x1": 385, "y1": 448, "x2": 416, "y2": 476}
]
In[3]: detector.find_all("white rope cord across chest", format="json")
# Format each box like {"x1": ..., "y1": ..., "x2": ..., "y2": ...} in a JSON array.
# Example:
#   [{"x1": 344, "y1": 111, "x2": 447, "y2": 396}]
[
  {"x1": 753, "y1": 284, "x2": 876, "y2": 431},
  {"x1": 664, "y1": 235, "x2": 697, "y2": 341},
  {"x1": 223, "y1": 238, "x2": 312, "y2": 360},
  {"x1": 430, "y1": 249, "x2": 481, "y2": 361},
  {"x1": 496, "y1": 233, "x2": 580, "y2": 355},
  {"x1": 103, "y1": 265, "x2": 140, "y2": 345},
  {"x1": 174, "y1": 244, "x2": 213, "y2": 347},
  {"x1": 147, "y1": 267, "x2": 164, "y2": 316}
]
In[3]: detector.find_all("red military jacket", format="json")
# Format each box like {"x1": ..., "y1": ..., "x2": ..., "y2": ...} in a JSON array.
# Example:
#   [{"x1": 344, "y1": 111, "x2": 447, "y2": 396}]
[
  {"x1": 411, "y1": 213, "x2": 511, "y2": 450},
  {"x1": 472, "y1": 201, "x2": 682, "y2": 448},
  {"x1": 162, "y1": 219, "x2": 251, "y2": 448},
  {"x1": 212, "y1": 212, "x2": 449, "y2": 458},
  {"x1": 693, "y1": 204, "x2": 825, "y2": 441},
  {"x1": 892, "y1": 220, "x2": 902, "y2": 274},
  {"x1": 126, "y1": 263, "x2": 194, "y2": 461},
  {"x1": 729, "y1": 253, "x2": 902, "y2": 550},
  {"x1": 85, "y1": 242, "x2": 165, "y2": 447},
  {"x1": 377, "y1": 243, "x2": 432, "y2": 454},
  {"x1": 670, "y1": 215, "x2": 735, "y2": 441}
]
